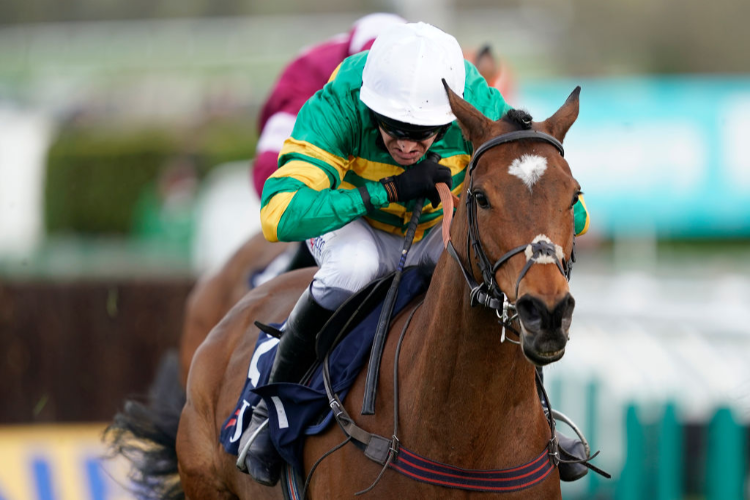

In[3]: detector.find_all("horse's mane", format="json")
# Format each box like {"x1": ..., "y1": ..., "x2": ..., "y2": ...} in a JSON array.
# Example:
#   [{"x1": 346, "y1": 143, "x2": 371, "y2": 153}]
[{"x1": 502, "y1": 109, "x2": 533, "y2": 130}]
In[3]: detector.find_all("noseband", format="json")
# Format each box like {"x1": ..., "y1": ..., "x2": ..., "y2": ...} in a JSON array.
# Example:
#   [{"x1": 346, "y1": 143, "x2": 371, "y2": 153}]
[{"x1": 446, "y1": 130, "x2": 576, "y2": 341}]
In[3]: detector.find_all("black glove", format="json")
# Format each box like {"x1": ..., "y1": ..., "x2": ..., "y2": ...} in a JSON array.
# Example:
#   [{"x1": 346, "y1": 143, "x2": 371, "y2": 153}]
[{"x1": 380, "y1": 157, "x2": 453, "y2": 208}]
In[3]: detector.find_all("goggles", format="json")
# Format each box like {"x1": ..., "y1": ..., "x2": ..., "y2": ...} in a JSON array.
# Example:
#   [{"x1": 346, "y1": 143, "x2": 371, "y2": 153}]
[{"x1": 372, "y1": 112, "x2": 447, "y2": 142}]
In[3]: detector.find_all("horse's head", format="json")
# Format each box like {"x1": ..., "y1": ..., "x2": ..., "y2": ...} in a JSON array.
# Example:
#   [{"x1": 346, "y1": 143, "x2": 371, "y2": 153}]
[{"x1": 445, "y1": 84, "x2": 581, "y2": 366}]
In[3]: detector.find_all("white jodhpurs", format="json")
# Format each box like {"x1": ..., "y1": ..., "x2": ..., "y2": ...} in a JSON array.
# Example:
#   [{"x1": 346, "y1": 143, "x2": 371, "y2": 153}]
[{"x1": 306, "y1": 218, "x2": 444, "y2": 311}]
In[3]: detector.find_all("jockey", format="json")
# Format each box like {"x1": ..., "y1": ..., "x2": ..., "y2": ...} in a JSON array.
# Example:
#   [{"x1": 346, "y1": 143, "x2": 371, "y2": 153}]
[{"x1": 242, "y1": 22, "x2": 591, "y2": 486}]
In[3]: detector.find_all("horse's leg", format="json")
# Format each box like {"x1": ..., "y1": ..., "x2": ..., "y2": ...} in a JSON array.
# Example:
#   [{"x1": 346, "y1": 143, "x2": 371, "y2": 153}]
[
  {"x1": 177, "y1": 406, "x2": 240, "y2": 500},
  {"x1": 178, "y1": 359, "x2": 240, "y2": 500},
  {"x1": 178, "y1": 313, "x2": 247, "y2": 500}
]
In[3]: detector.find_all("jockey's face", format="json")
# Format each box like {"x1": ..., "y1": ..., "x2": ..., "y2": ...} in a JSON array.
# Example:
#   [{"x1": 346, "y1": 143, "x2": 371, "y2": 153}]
[{"x1": 379, "y1": 127, "x2": 438, "y2": 166}]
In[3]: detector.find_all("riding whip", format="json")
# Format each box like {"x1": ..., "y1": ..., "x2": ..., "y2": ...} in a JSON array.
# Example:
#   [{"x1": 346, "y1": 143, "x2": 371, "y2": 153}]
[{"x1": 361, "y1": 152, "x2": 441, "y2": 415}]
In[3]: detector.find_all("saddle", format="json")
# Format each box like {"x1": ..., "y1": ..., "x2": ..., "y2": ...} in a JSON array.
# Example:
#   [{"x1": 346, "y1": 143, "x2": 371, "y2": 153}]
[
  {"x1": 255, "y1": 270, "x2": 398, "y2": 366},
  {"x1": 219, "y1": 266, "x2": 432, "y2": 471},
  {"x1": 314, "y1": 272, "x2": 397, "y2": 362}
]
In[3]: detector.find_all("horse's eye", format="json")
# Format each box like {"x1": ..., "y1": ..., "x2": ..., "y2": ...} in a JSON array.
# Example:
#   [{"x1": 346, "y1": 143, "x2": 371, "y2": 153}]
[
  {"x1": 570, "y1": 191, "x2": 582, "y2": 209},
  {"x1": 475, "y1": 192, "x2": 490, "y2": 209}
]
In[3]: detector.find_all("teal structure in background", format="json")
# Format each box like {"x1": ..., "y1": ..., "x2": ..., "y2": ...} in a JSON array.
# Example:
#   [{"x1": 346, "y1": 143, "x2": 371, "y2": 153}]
[
  {"x1": 706, "y1": 408, "x2": 747, "y2": 500},
  {"x1": 558, "y1": 388, "x2": 747, "y2": 500},
  {"x1": 520, "y1": 76, "x2": 750, "y2": 239},
  {"x1": 657, "y1": 403, "x2": 682, "y2": 500}
]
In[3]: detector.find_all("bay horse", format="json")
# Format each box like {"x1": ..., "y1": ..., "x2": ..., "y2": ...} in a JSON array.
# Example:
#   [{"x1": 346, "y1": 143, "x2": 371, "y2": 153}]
[
  {"x1": 107, "y1": 84, "x2": 583, "y2": 500},
  {"x1": 178, "y1": 234, "x2": 293, "y2": 385},
  {"x1": 174, "y1": 47, "x2": 510, "y2": 389}
]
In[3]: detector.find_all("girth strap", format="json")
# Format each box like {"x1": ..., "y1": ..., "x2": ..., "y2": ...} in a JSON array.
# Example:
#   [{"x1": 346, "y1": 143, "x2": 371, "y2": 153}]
[{"x1": 390, "y1": 446, "x2": 555, "y2": 493}]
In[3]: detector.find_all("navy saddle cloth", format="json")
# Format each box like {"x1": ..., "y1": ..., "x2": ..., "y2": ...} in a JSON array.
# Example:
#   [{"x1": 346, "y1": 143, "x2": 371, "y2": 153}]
[{"x1": 219, "y1": 267, "x2": 431, "y2": 473}]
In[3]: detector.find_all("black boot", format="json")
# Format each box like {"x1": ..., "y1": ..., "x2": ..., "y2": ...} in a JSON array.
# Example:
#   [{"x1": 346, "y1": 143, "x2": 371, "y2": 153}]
[
  {"x1": 237, "y1": 287, "x2": 333, "y2": 486},
  {"x1": 557, "y1": 431, "x2": 589, "y2": 481},
  {"x1": 536, "y1": 367, "x2": 589, "y2": 482}
]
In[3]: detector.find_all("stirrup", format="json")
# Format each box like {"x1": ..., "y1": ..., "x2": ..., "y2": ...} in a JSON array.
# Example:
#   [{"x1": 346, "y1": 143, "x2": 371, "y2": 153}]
[
  {"x1": 551, "y1": 409, "x2": 590, "y2": 457},
  {"x1": 236, "y1": 418, "x2": 270, "y2": 471},
  {"x1": 550, "y1": 410, "x2": 611, "y2": 480}
]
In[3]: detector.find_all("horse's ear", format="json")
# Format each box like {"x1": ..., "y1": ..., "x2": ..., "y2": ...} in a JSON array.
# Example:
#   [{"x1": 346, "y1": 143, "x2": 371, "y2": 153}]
[
  {"x1": 544, "y1": 86, "x2": 580, "y2": 142},
  {"x1": 443, "y1": 79, "x2": 489, "y2": 143}
]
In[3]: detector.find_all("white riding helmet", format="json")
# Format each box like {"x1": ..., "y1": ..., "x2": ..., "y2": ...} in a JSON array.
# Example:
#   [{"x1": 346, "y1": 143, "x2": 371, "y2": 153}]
[{"x1": 360, "y1": 22, "x2": 465, "y2": 127}]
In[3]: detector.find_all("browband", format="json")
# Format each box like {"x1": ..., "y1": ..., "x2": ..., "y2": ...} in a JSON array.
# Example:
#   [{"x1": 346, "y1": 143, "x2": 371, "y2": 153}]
[{"x1": 467, "y1": 130, "x2": 564, "y2": 175}]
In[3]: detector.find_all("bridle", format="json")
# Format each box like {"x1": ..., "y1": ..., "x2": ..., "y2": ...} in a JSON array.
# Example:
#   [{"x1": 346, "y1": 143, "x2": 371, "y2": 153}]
[{"x1": 445, "y1": 130, "x2": 576, "y2": 342}]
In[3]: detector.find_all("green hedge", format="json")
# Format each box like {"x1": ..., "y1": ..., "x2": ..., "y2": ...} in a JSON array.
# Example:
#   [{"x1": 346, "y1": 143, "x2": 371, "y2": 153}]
[{"x1": 45, "y1": 119, "x2": 257, "y2": 235}]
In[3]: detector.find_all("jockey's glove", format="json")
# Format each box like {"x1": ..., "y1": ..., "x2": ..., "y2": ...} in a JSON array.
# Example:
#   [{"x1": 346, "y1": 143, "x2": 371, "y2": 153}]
[{"x1": 380, "y1": 158, "x2": 453, "y2": 208}]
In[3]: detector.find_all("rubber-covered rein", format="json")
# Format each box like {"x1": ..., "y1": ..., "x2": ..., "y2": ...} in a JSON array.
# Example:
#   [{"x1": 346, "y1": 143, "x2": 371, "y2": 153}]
[{"x1": 362, "y1": 152, "x2": 440, "y2": 415}]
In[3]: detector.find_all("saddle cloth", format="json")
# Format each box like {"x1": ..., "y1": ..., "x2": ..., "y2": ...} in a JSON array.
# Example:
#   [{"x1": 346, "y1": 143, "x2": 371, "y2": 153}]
[{"x1": 219, "y1": 266, "x2": 431, "y2": 473}]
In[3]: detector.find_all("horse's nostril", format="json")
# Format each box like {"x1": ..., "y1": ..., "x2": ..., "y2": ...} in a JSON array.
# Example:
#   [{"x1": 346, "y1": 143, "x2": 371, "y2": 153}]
[
  {"x1": 516, "y1": 296, "x2": 542, "y2": 332},
  {"x1": 557, "y1": 293, "x2": 576, "y2": 333}
]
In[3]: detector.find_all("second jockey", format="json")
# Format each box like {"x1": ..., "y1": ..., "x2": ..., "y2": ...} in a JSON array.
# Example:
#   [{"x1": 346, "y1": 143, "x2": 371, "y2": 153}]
[{"x1": 241, "y1": 22, "x2": 591, "y2": 486}]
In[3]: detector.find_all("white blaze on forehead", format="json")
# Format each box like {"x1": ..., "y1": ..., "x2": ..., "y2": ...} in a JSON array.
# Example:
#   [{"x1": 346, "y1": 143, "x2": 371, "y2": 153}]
[{"x1": 508, "y1": 154, "x2": 548, "y2": 190}]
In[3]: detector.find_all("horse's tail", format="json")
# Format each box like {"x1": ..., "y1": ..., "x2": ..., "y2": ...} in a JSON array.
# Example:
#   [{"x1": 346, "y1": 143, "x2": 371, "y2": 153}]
[{"x1": 104, "y1": 350, "x2": 185, "y2": 500}]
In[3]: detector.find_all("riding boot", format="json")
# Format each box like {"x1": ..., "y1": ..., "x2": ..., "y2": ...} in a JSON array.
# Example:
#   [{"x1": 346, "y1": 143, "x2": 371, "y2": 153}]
[
  {"x1": 238, "y1": 287, "x2": 334, "y2": 486},
  {"x1": 557, "y1": 431, "x2": 589, "y2": 481},
  {"x1": 536, "y1": 367, "x2": 589, "y2": 482}
]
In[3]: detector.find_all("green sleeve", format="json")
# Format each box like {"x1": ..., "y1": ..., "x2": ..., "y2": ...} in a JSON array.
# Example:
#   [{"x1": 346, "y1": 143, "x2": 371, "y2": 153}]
[
  {"x1": 573, "y1": 198, "x2": 589, "y2": 236},
  {"x1": 271, "y1": 178, "x2": 389, "y2": 241}
]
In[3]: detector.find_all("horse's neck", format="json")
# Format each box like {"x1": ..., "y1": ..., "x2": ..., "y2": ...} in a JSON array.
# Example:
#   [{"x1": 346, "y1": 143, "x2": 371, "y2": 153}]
[{"x1": 399, "y1": 248, "x2": 549, "y2": 468}]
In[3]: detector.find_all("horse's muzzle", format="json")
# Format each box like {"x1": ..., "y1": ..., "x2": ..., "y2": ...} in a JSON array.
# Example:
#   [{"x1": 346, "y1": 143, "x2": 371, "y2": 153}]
[{"x1": 516, "y1": 293, "x2": 575, "y2": 366}]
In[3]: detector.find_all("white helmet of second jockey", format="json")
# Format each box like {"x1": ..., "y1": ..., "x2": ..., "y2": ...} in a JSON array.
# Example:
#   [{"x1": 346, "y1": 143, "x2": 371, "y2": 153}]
[{"x1": 360, "y1": 22, "x2": 466, "y2": 128}]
